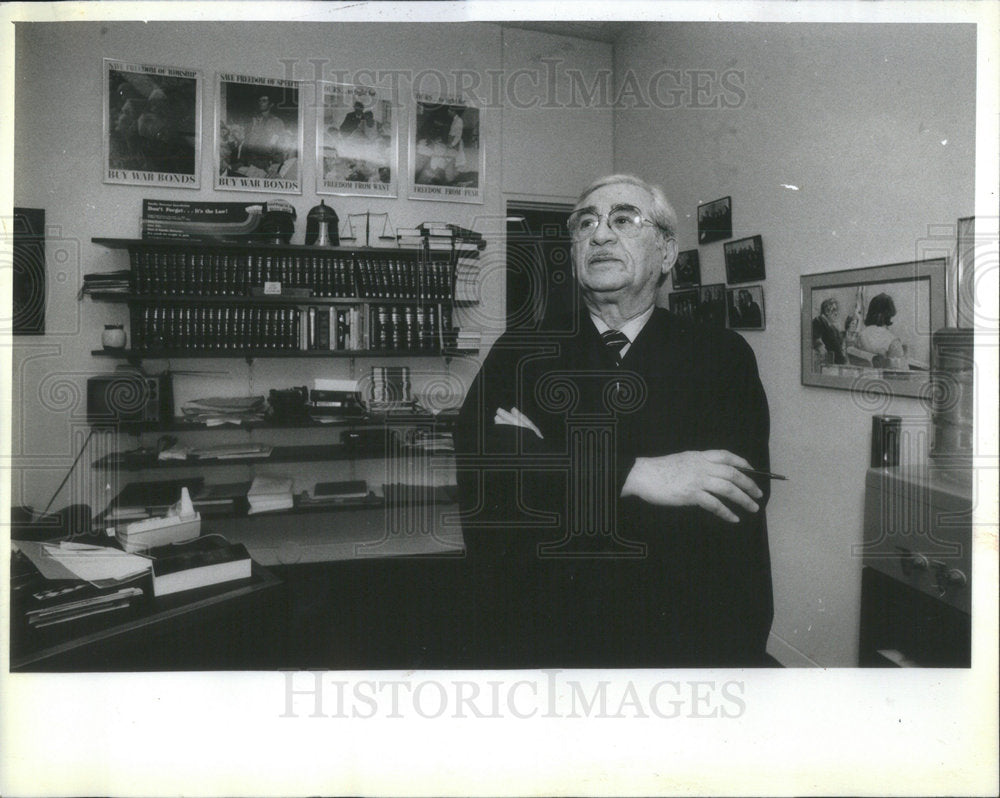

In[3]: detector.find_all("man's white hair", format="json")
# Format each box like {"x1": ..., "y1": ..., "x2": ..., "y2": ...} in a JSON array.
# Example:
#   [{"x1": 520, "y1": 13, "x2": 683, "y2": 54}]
[{"x1": 575, "y1": 173, "x2": 678, "y2": 240}]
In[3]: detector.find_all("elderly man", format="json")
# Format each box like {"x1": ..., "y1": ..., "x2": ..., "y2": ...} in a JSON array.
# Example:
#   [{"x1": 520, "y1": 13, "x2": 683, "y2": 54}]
[
  {"x1": 454, "y1": 174, "x2": 773, "y2": 667},
  {"x1": 812, "y1": 297, "x2": 847, "y2": 365}
]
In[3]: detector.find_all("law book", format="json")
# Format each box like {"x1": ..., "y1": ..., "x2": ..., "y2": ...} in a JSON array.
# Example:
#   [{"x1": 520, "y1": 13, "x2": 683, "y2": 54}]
[
  {"x1": 312, "y1": 479, "x2": 370, "y2": 499},
  {"x1": 417, "y1": 221, "x2": 454, "y2": 238},
  {"x1": 316, "y1": 305, "x2": 330, "y2": 349},
  {"x1": 247, "y1": 475, "x2": 294, "y2": 514},
  {"x1": 148, "y1": 535, "x2": 252, "y2": 597},
  {"x1": 191, "y1": 481, "x2": 251, "y2": 516}
]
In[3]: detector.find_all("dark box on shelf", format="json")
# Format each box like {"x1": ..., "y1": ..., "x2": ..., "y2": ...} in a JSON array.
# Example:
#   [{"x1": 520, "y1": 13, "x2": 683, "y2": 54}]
[{"x1": 87, "y1": 373, "x2": 174, "y2": 425}]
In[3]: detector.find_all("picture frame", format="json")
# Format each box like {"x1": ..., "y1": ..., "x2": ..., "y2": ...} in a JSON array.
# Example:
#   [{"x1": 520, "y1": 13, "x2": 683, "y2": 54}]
[
  {"x1": 11, "y1": 208, "x2": 45, "y2": 335},
  {"x1": 409, "y1": 93, "x2": 483, "y2": 203},
  {"x1": 317, "y1": 82, "x2": 398, "y2": 198},
  {"x1": 697, "y1": 283, "x2": 727, "y2": 329},
  {"x1": 726, "y1": 284, "x2": 766, "y2": 331},
  {"x1": 668, "y1": 289, "x2": 700, "y2": 322},
  {"x1": 697, "y1": 196, "x2": 732, "y2": 244},
  {"x1": 103, "y1": 58, "x2": 201, "y2": 188},
  {"x1": 671, "y1": 249, "x2": 701, "y2": 289},
  {"x1": 215, "y1": 72, "x2": 303, "y2": 194},
  {"x1": 724, "y1": 234, "x2": 766, "y2": 284},
  {"x1": 800, "y1": 258, "x2": 947, "y2": 397}
]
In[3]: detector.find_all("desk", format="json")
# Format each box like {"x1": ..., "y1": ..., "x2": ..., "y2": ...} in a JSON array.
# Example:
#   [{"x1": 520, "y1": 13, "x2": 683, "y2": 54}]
[
  {"x1": 858, "y1": 466, "x2": 972, "y2": 667},
  {"x1": 10, "y1": 562, "x2": 284, "y2": 672}
]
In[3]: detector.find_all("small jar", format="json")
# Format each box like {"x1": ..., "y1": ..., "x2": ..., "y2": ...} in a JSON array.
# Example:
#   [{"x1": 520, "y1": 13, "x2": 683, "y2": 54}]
[{"x1": 102, "y1": 324, "x2": 127, "y2": 349}]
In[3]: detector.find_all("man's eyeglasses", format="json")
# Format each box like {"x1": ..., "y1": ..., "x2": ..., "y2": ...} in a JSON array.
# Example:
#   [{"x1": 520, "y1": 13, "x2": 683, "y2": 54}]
[{"x1": 567, "y1": 204, "x2": 660, "y2": 242}]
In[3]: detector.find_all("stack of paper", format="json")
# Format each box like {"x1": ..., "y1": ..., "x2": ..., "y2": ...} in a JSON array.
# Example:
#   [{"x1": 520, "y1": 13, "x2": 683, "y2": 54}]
[
  {"x1": 15, "y1": 540, "x2": 152, "y2": 589},
  {"x1": 247, "y1": 475, "x2": 294, "y2": 515},
  {"x1": 454, "y1": 330, "x2": 481, "y2": 351},
  {"x1": 181, "y1": 396, "x2": 267, "y2": 426}
]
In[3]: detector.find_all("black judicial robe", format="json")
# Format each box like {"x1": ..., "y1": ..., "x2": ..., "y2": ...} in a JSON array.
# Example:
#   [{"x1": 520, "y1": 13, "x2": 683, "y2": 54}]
[{"x1": 454, "y1": 308, "x2": 773, "y2": 667}]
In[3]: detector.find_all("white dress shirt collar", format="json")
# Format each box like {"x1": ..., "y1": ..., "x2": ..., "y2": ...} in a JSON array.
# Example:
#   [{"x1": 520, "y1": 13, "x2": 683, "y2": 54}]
[{"x1": 589, "y1": 305, "x2": 655, "y2": 357}]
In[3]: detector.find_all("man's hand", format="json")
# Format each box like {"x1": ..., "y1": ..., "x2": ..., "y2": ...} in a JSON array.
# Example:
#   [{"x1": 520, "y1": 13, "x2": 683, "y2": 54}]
[{"x1": 620, "y1": 450, "x2": 765, "y2": 523}]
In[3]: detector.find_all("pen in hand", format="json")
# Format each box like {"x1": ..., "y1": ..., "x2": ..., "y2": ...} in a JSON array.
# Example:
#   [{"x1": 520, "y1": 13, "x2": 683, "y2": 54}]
[{"x1": 736, "y1": 466, "x2": 788, "y2": 481}]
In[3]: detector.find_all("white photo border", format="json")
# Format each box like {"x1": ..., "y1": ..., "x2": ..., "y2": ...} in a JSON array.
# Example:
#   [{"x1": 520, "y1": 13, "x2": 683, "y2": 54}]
[
  {"x1": 214, "y1": 72, "x2": 303, "y2": 195},
  {"x1": 316, "y1": 82, "x2": 398, "y2": 198},
  {"x1": 408, "y1": 92, "x2": 484, "y2": 204},
  {"x1": 102, "y1": 58, "x2": 202, "y2": 189}
]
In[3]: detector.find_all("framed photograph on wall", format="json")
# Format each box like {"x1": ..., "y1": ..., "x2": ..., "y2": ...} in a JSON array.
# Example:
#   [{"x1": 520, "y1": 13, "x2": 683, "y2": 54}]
[
  {"x1": 672, "y1": 249, "x2": 701, "y2": 289},
  {"x1": 697, "y1": 196, "x2": 732, "y2": 244},
  {"x1": 409, "y1": 93, "x2": 483, "y2": 203},
  {"x1": 800, "y1": 258, "x2": 947, "y2": 397},
  {"x1": 697, "y1": 283, "x2": 727, "y2": 329},
  {"x1": 215, "y1": 72, "x2": 303, "y2": 194},
  {"x1": 103, "y1": 59, "x2": 201, "y2": 188},
  {"x1": 317, "y1": 82, "x2": 398, "y2": 198},
  {"x1": 724, "y1": 234, "x2": 766, "y2": 284},
  {"x1": 726, "y1": 285, "x2": 766, "y2": 331},
  {"x1": 668, "y1": 289, "x2": 700, "y2": 322}
]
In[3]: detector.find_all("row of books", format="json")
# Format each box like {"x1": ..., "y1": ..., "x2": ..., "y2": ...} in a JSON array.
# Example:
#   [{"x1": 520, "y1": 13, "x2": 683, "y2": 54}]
[
  {"x1": 129, "y1": 303, "x2": 455, "y2": 352},
  {"x1": 79, "y1": 269, "x2": 131, "y2": 297},
  {"x1": 127, "y1": 250, "x2": 455, "y2": 300}
]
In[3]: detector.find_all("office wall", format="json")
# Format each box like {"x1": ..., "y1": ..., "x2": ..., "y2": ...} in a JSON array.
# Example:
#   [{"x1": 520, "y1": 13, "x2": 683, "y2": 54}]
[
  {"x1": 11, "y1": 22, "x2": 612, "y2": 511},
  {"x1": 613, "y1": 23, "x2": 976, "y2": 665}
]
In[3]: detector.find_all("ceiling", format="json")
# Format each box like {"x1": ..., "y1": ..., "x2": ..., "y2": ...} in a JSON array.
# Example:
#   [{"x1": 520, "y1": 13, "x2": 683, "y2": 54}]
[{"x1": 499, "y1": 21, "x2": 632, "y2": 44}]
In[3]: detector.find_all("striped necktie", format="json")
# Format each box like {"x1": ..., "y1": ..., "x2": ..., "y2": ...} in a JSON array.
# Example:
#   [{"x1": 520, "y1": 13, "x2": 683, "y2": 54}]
[{"x1": 601, "y1": 329, "x2": 630, "y2": 366}]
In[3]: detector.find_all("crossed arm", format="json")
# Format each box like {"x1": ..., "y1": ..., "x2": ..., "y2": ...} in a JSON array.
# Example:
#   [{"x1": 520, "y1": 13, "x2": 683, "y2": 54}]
[{"x1": 494, "y1": 404, "x2": 763, "y2": 524}]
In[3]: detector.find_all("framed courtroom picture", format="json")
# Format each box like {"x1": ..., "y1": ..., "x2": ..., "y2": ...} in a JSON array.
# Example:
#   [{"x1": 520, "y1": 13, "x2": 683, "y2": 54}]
[
  {"x1": 800, "y1": 258, "x2": 947, "y2": 397},
  {"x1": 409, "y1": 93, "x2": 483, "y2": 203},
  {"x1": 103, "y1": 59, "x2": 201, "y2": 188},
  {"x1": 727, "y1": 285, "x2": 766, "y2": 331},
  {"x1": 672, "y1": 249, "x2": 701, "y2": 289},
  {"x1": 317, "y1": 82, "x2": 398, "y2": 198},
  {"x1": 215, "y1": 72, "x2": 303, "y2": 194},
  {"x1": 697, "y1": 196, "x2": 732, "y2": 244},
  {"x1": 724, "y1": 234, "x2": 766, "y2": 284},
  {"x1": 668, "y1": 289, "x2": 699, "y2": 322}
]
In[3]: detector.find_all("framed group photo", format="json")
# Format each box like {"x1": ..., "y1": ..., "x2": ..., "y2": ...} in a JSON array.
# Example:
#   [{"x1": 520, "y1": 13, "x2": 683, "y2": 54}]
[
  {"x1": 697, "y1": 196, "x2": 732, "y2": 244},
  {"x1": 103, "y1": 59, "x2": 201, "y2": 188},
  {"x1": 668, "y1": 289, "x2": 700, "y2": 322},
  {"x1": 666, "y1": 283, "x2": 727, "y2": 329},
  {"x1": 317, "y1": 82, "x2": 398, "y2": 198},
  {"x1": 726, "y1": 285, "x2": 766, "y2": 330},
  {"x1": 215, "y1": 73, "x2": 303, "y2": 194},
  {"x1": 698, "y1": 283, "x2": 727, "y2": 329},
  {"x1": 800, "y1": 258, "x2": 946, "y2": 397},
  {"x1": 724, "y1": 234, "x2": 766, "y2": 284},
  {"x1": 409, "y1": 93, "x2": 484, "y2": 203}
]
